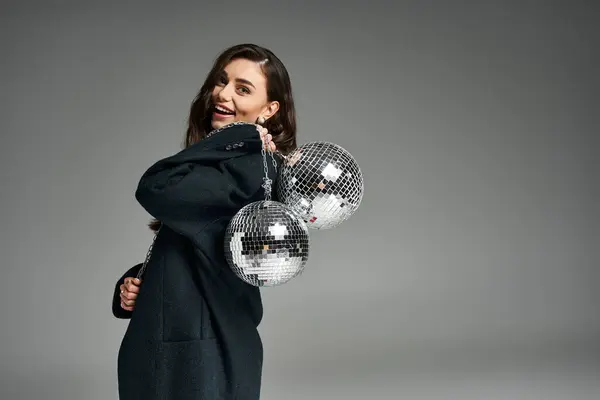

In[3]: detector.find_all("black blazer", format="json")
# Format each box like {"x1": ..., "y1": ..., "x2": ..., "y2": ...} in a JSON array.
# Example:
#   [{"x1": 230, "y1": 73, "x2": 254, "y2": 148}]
[{"x1": 112, "y1": 123, "x2": 279, "y2": 400}]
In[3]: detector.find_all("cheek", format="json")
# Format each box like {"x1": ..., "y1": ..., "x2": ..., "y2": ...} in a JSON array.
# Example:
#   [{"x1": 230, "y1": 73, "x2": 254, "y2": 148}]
[{"x1": 235, "y1": 99, "x2": 262, "y2": 118}]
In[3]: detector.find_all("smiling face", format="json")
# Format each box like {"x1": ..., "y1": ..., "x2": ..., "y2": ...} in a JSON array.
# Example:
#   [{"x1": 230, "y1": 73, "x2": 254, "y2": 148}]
[
  {"x1": 210, "y1": 58, "x2": 280, "y2": 130},
  {"x1": 184, "y1": 44, "x2": 298, "y2": 154}
]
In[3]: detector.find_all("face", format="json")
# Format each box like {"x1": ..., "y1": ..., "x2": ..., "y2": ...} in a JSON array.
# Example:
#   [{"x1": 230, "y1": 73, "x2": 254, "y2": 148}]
[{"x1": 210, "y1": 58, "x2": 280, "y2": 130}]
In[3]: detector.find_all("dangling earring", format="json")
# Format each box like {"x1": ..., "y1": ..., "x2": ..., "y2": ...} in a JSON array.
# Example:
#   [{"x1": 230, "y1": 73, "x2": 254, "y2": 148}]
[{"x1": 257, "y1": 116, "x2": 265, "y2": 125}]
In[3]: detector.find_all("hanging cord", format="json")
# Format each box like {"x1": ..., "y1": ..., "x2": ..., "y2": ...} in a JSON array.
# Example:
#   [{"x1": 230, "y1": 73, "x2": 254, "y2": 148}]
[
  {"x1": 259, "y1": 126, "x2": 279, "y2": 200},
  {"x1": 135, "y1": 224, "x2": 162, "y2": 280}
]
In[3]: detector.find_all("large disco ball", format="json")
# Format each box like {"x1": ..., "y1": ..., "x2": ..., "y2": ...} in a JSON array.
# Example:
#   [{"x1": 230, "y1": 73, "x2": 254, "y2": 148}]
[
  {"x1": 224, "y1": 200, "x2": 310, "y2": 287},
  {"x1": 277, "y1": 141, "x2": 364, "y2": 230}
]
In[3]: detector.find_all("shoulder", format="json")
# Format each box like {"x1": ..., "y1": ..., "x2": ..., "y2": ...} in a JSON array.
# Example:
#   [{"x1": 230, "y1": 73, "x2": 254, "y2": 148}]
[
  {"x1": 200, "y1": 122, "x2": 264, "y2": 155},
  {"x1": 220, "y1": 150, "x2": 279, "y2": 198},
  {"x1": 223, "y1": 151, "x2": 269, "y2": 178}
]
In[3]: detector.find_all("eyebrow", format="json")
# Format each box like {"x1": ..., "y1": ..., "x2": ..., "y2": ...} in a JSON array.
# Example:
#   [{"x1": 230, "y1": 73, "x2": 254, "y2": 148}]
[{"x1": 235, "y1": 78, "x2": 255, "y2": 88}]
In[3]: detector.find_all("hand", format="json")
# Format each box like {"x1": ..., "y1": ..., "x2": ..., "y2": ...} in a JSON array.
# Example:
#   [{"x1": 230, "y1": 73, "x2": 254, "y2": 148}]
[
  {"x1": 258, "y1": 126, "x2": 276, "y2": 152},
  {"x1": 120, "y1": 277, "x2": 142, "y2": 312}
]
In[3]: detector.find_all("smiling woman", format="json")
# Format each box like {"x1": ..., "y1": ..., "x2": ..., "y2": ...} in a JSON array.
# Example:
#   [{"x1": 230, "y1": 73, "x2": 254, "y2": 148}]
[
  {"x1": 111, "y1": 43, "x2": 299, "y2": 400},
  {"x1": 145, "y1": 44, "x2": 297, "y2": 232}
]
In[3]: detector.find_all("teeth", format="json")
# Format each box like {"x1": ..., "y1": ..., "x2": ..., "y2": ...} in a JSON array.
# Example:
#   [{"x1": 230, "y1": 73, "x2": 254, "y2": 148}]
[{"x1": 216, "y1": 105, "x2": 233, "y2": 114}]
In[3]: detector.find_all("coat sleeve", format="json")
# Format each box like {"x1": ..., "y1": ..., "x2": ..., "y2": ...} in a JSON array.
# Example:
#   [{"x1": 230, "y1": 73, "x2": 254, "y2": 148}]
[
  {"x1": 134, "y1": 141, "x2": 271, "y2": 245},
  {"x1": 111, "y1": 263, "x2": 143, "y2": 319}
]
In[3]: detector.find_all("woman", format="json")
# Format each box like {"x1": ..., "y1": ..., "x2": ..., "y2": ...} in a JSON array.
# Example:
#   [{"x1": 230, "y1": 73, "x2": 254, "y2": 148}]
[{"x1": 111, "y1": 43, "x2": 298, "y2": 399}]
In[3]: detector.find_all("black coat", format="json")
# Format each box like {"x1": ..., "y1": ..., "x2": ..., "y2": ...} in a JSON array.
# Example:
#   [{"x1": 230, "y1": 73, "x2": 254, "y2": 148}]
[{"x1": 112, "y1": 123, "x2": 280, "y2": 399}]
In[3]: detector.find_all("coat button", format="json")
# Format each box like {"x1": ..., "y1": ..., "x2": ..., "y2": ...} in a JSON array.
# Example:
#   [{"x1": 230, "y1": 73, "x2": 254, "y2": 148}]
[
  {"x1": 238, "y1": 142, "x2": 244, "y2": 147},
  {"x1": 225, "y1": 145, "x2": 232, "y2": 150}
]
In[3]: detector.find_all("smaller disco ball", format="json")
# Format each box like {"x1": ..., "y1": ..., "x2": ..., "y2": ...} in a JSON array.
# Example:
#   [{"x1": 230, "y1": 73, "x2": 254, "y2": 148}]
[
  {"x1": 277, "y1": 141, "x2": 364, "y2": 230},
  {"x1": 224, "y1": 200, "x2": 310, "y2": 287}
]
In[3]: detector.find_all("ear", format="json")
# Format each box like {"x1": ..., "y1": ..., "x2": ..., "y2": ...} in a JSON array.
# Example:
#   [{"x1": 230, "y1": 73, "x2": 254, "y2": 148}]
[{"x1": 262, "y1": 101, "x2": 280, "y2": 120}]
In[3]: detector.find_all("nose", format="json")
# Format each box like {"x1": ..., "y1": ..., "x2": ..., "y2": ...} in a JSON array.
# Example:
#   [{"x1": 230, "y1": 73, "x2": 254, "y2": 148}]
[{"x1": 215, "y1": 83, "x2": 235, "y2": 102}]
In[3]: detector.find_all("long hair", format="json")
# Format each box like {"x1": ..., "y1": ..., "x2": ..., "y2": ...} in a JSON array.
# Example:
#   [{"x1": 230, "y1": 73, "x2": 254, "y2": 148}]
[{"x1": 148, "y1": 44, "x2": 298, "y2": 232}]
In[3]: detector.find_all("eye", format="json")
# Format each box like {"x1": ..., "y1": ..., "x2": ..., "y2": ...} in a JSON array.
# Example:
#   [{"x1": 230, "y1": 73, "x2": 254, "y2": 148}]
[{"x1": 237, "y1": 86, "x2": 251, "y2": 95}]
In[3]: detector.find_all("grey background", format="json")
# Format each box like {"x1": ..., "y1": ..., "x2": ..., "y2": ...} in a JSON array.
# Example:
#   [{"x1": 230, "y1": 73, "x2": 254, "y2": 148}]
[{"x1": 1, "y1": 1, "x2": 598, "y2": 399}]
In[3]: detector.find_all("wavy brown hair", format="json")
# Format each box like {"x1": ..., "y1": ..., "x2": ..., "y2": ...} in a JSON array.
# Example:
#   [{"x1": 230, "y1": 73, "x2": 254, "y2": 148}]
[{"x1": 148, "y1": 43, "x2": 298, "y2": 232}]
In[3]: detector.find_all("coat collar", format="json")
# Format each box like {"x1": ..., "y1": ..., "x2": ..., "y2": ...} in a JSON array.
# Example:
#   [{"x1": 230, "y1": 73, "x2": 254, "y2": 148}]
[{"x1": 202, "y1": 122, "x2": 263, "y2": 147}]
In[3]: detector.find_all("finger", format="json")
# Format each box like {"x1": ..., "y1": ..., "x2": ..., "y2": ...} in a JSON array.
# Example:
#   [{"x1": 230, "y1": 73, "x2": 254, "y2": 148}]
[
  {"x1": 122, "y1": 291, "x2": 138, "y2": 301},
  {"x1": 120, "y1": 287, "x2": 137, "y2": 300},
  {"x1": 262, "y1": 133, "x2": 272, "y2": 146},
  {"x1": 125, "y1": 282, "x2": 140, "y2": 293},
  {"x1": 125, "y1": 278, "x2": 141, "y2": 290},
  {"x1": 119, "y1": 284, "x2": 133, "y2": 299},
  {"x1": 121, "y1": 301, "x2": 134, "y2": 311},
  {"x1": 121, "y1": 296, "x2": 135, "y2": 307},
  {"x1": 125, "y1": 277, "x2": 141, "y2": 287},
  {"x1": 120, "y1": 291, "x2": 132, "y2": 302},
  {"x1": 121, "y1": 295, "x2": 136, "y2": 306},
  {"x1": 266, "y1": 135, "x2": 274, "y2": 152}
]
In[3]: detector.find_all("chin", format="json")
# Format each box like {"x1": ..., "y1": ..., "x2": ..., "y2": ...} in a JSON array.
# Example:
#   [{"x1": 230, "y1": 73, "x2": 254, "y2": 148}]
[
  {"x1": 211, "y1": 117, "x2": 253, "y2": 131},
  {"x1": 210, "y1": 119, "x2": 229, "y2": 130}
]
